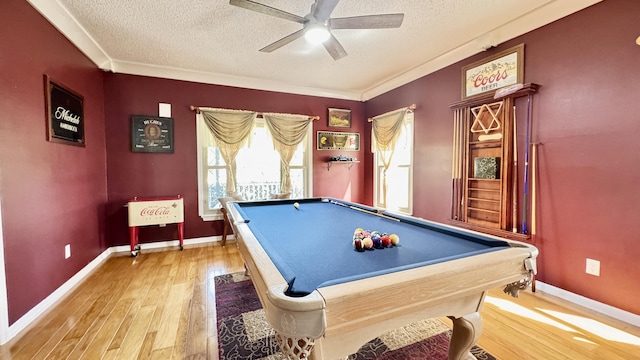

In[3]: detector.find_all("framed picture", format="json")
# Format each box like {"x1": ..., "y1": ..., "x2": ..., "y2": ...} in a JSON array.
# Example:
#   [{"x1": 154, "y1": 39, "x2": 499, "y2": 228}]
[
  {"x1": 44, "y1": 75, "x2": 85, "y2": 146},
  {"x1": 328, "y1": 108, "x2": 351, "y2": 128},
  {"x1": 317, "y1": 131, "x2": 360, "y2": 151},
  {"x1": 461, "y1": 43, "x2": 524, "y2": 100},
  {"x1": 131, "y1": 115, "x2": 174, "y2": 153}
]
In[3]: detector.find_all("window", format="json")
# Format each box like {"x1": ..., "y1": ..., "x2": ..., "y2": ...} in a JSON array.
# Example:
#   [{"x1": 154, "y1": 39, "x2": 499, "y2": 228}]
[
  {"x1": 196, "y1": 115, "x2": 312, "y2": 220},
  {"x1": 373, "y1": 112, "x2": 414, "y2": 214}
]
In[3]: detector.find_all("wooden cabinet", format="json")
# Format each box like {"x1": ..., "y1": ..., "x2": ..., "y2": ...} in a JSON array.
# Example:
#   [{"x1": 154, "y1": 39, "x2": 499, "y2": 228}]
[{"x1": 450, "y1": 84, "x2": 538, "y2": 239}]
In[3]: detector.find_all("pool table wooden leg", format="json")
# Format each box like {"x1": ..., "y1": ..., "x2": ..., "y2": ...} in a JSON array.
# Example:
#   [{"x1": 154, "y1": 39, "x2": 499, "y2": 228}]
[
  {"x1": 220, "y1": 207, "x2": 229, "y2": 247},
  {"x1": 448, "y1": 312, "x2": 482, "y2": 360},
  {"x1": 275, "y1": 333, "x2": 316, "y2": 360}
]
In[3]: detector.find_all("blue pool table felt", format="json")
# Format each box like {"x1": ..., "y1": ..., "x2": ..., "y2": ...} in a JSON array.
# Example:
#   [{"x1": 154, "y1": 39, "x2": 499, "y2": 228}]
[{"x1": 233, "y1": 199, "x2": 510, "y2": 296}]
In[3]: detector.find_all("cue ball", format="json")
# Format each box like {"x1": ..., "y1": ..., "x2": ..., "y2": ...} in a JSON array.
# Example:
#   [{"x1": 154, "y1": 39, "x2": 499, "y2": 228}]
[{"x1": 293, "y1": 202, "x2": 300, "y2": 209}]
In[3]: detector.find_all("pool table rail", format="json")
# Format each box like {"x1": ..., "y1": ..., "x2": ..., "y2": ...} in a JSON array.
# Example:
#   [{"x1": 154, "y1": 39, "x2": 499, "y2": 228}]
[
  {"x1": 227, "y1": 198, "x2": 538, "y2": 360},
  {"x1": 229, "y1": 205, "x2": 327, "y2": 335}
]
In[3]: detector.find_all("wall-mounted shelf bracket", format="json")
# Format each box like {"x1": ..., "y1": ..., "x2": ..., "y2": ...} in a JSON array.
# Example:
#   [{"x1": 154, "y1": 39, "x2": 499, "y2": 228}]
[{"x1": 327, "y1": 160, "x2": 360, "y2": 171}]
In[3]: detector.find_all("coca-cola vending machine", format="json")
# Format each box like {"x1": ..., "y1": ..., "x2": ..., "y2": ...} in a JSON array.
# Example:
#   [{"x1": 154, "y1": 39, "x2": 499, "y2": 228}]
[{"x1": 127, "y1": 195, "x2": 184, "y2": 256}]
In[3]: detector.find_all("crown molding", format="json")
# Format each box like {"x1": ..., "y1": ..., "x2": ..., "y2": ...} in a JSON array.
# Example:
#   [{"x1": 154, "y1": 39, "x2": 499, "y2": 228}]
[
  {"x1": 27, "y1": 0, "x2": 602, "y2": 102},
  {"x1": 360, "y1": 0, "x2": 602, "y2": 100},
  {"x1": 109, "y1": 60, "x2": 363, "y2": 101}
]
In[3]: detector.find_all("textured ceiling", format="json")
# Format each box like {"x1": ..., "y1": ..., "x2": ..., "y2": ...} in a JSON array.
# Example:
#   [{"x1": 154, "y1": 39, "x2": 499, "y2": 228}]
[{"x1": 28, "y1": 0, "x2": 601, "y2": 100}]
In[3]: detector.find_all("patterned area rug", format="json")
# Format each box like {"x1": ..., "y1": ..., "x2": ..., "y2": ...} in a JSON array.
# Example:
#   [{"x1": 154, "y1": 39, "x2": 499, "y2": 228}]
[{"x1": 215, "y1": 273, "x2": 497, "y2": 360}]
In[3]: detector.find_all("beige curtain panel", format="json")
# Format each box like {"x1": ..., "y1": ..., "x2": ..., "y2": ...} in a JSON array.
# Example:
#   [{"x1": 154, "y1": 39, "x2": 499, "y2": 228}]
[
  {"x1": 371, "y1": 107, "x2": 410, "y2": 205},
  {"x1": 263, "y1": 113, "x2": 313, "y2": 195},
  {"x1": 200, "y1": 108, "x2": 258, "y2": 197}
]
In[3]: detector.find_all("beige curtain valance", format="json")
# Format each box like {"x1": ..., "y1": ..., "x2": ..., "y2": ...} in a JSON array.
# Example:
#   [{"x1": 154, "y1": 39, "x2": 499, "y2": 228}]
[
  {"x1": 371, "y1": 107, "x2": 410, "y2": 153},
  {"x1": 200, "y1": 108, "x2": 257, "y2": 146}
]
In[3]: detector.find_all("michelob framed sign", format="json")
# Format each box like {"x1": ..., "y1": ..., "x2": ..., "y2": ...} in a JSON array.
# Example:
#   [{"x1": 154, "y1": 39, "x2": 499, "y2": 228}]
[{"x1": 44, "y1": 75, "x2": 85, "y2": 146}]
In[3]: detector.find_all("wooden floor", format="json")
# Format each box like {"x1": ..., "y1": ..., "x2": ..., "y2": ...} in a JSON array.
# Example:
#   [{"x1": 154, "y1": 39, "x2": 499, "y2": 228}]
[{"x1": 1, "y1": 243, "x2": 639, "y2": 359}]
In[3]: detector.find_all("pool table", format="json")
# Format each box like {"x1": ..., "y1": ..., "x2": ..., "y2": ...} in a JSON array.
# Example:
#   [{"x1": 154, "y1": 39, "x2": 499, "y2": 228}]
[{"x1": 226, "y1": 198, "x2": 537, "y2": 360}]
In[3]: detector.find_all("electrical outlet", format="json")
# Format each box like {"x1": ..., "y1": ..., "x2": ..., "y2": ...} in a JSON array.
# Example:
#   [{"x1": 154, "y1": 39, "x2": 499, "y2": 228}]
[
  {"x1": 65, "y1": 244, "x2": 71, "y2": 259},
  {"x1": 586, "y1": 258, "x2": 600, "y2": 276}
]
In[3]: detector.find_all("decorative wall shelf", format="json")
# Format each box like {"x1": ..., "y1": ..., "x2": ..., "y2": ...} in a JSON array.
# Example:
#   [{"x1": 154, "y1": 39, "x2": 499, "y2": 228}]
[{"x1": 327, "y1": 160, "x2": 360, "y2": 171}]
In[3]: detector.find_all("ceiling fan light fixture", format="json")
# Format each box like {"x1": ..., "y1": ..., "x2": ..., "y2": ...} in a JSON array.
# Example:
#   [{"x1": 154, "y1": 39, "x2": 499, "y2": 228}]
[{"x1": 304, "y1": 23, "x2": 330, "y2": 44}]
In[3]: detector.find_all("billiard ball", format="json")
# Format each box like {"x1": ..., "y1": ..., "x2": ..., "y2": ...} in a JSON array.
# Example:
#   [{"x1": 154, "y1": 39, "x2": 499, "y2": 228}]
[
  {"x1": 353, "y1": 239, "x2": 364, "y2": 252},
  {"x1": 381, "y1": 234, "x2": 391, "y2": 247},
  {"x1": 293, "y1": 202, "x2": 300, "y2": 209},
  {"x1": 389, "y1": 234, "x2": 400, "y2": 245},
  {"x1": 362, "y1": 237, "x2": 373, "y2": 249}
]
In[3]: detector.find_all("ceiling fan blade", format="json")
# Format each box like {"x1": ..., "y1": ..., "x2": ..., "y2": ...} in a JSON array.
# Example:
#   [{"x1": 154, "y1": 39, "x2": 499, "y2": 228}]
[
  {"x1": 313, "y1": 0, "x2": 340, "y2": 21},
  {"x1": 259, "y1": 29, "x2": 305, "y2": 53},
  {"x1": 330, "y1": 13, "x2": 404, "y2": 29},
  {"x1": 323, "y1": 33, "x2": 347, "y2": 60},
  {"x1": 230, "y1": 0, "x2": 306, "y2": 24}
]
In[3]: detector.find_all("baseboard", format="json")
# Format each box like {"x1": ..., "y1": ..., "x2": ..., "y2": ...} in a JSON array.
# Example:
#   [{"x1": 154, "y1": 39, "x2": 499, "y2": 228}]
[
  {"x1": 1, "y1": 247, "x2": 113, "y2": 345},
  {"x1": 110, "y1": 235, "x2": 230, "y2": 254},
  {"x1": 536, "y1": 281, "x2": 640, "y2": 328},
  {"x1": 1, "y1": 235, "x2": 227, "y2": 345},
  {"x1": 3, "y1": 240, "x2": 636, "y2": 346}
]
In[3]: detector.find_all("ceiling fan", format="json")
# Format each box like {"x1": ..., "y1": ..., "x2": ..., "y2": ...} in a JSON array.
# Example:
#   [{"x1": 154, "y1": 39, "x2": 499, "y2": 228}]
[{"x1": 229, "y1": 0, "x2": 404, "y2": 60}]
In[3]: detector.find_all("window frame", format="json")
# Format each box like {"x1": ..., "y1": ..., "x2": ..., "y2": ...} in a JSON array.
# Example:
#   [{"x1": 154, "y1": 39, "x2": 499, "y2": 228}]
[
  {"x1": 196, "y1": 114, "x2": 313, "y2": 221},
  {"x1": 372, "y1": 112, "x2": 414, "y2": 215}
]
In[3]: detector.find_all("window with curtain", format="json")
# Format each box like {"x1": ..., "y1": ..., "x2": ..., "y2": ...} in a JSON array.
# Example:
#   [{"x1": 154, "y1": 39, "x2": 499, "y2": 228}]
[
  {"x1": 373, "y1": 111, "x2": 414, "y2": 214},
  {"x1": 196, "y1": 115, "x2": 312, "y2": 220}
]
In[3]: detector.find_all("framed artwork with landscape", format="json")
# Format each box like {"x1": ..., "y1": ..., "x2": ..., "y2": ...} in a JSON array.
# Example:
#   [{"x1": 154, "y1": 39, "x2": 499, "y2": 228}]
[{"x1": 328, "y1": 108, "x2": 351, "y2": 128}]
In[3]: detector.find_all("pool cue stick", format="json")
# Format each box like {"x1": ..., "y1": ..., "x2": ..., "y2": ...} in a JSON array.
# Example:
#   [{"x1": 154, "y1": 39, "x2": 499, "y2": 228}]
[
  {"x1": 530, "y1": 142, "x2": 538, "y2": 292},
  {"x1": 452, "y1": 110, "x2": 460, "y2": 219},
  {"x1": 521, "y1": 94, "x2": 532, "y2": 234},
  {"x1": 451, "y1": 111, "x2": 456, "y2": 218},
  {"x1": 456, "y1": 109, "x2": 465, "y2": 219},
  {"x1": 512, "y1": 105, "x2": 518, "y2": 232},
  {"x1": 459, "y1": 111, "x2": 467, "y2": 220},
  {"x1": 531, "y1": 143, "x2": 537, "y2": 236},
  {"x1": 329, "y1": 200, "x2": 401, "y2": 222}
]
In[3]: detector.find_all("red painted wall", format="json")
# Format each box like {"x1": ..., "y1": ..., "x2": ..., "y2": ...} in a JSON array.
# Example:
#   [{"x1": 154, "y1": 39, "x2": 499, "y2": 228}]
[
  {"x1": 365, "y1": 0, "x2": 640, "y2": 314},
  {"x1": 3, "y1": 0, "x2": 639, "y2": 330},
  {"x1": 103, "y1": 74, "x2": 365, "y2": 247},
  {"x1": 0, "y1": 0, "x2": 107, "y2": 324}
]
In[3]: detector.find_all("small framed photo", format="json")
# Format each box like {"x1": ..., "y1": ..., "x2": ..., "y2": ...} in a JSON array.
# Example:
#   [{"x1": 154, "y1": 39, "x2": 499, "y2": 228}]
[
  {"x1": 131, "y1": 115, "x2": 174, "y2": 153},
  {"x1": 328, "y1": 108, "x2": 351, "y2": 128},
  {"x1": 317, "y1": 131, "x2": 360, "y2": 151},
  {"x1": 44, "y1": 75, "x2": 85, "y2": 146}
]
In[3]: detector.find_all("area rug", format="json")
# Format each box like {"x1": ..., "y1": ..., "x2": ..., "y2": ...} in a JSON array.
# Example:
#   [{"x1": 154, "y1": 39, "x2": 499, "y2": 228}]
[{"x1": 215, "y1": 272, "x2": 496, "y2": 360}]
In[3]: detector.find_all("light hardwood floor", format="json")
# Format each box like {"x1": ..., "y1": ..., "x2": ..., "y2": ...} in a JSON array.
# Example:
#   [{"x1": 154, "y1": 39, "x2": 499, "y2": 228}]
[{"x1": 1, "y1": 243, "x2": 638, "y2": 359}]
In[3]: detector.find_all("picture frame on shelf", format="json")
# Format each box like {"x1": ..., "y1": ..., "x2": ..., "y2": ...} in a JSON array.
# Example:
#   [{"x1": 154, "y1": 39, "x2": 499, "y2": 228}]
[
  {"x1": 328, "y1": 108, "x2": 351, "y2": 128},
  {"x1": 44, "y1": 75, "x2": 85, "y2": 147}
]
